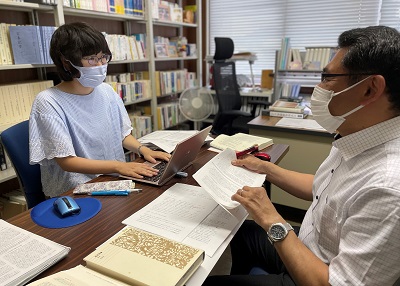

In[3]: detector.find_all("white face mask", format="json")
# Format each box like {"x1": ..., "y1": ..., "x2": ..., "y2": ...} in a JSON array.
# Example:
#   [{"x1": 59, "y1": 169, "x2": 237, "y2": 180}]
[
  {"x1": 310, "y1": 76, "x2": 371, "y2": 133},
  {"x1": 69, "y1": 61, "x2": 108, "y2": 88}
]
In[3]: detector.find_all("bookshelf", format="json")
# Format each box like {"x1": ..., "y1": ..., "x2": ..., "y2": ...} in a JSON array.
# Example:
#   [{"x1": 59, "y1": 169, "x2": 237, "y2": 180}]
[
  {"x1": 273, "y1": 50, "x2": 322, "y2": 103},
  {"x1": 0, "y1": 0, "x2": 202, "y2": 184}
]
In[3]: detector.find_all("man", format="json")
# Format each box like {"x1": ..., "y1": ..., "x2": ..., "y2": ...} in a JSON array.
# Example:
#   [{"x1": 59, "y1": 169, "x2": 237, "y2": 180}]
[{"x1": 203, "y1": 26, "x2": 400, "y2": 285}]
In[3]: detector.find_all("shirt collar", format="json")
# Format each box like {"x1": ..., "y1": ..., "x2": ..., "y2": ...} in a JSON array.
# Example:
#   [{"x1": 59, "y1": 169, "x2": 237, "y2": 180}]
[{"x1": 333, "y1": 116, "x2": 400, "y2": 161}]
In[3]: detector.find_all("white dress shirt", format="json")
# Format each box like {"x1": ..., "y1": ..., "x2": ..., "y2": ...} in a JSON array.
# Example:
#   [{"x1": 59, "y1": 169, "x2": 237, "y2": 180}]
[{"x1": 299, "y1": 116, "x2": 400, "y2": 285}]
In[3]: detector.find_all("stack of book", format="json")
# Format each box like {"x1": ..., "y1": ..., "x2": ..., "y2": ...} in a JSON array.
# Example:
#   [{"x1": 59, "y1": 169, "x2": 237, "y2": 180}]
[{"x1": 263, "y1": 99, "x2": 307, "y2": 119}]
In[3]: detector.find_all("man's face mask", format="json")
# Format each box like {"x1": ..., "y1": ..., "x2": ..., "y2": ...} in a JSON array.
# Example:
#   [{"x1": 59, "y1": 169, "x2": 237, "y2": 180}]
[{"x1": 310, "y1": 76, "x2": 371, "y2": 133}]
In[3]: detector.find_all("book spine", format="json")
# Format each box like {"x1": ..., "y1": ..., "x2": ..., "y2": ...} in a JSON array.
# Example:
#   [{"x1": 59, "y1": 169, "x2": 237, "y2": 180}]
[
  {"x1": 269, "y1": 111, "x2": 305, "y2": 119},
  {"x1": 269, "y1": 106, "x2": 304, "y2": 113}
]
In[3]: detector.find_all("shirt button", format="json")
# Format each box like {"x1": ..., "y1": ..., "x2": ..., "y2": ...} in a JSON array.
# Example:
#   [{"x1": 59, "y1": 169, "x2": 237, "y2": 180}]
[
  {"x1": 316, "y1": 195, "x2": 319, "y2": 199},
  {"x1": 331, "y1": 169, "x2": 334, "y2": 173}
]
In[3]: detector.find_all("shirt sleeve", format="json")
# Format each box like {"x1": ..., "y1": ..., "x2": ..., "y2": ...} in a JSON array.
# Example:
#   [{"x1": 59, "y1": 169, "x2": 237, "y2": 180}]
[
  {"x1": 29, "y1": 93, "x2": 76, "y2": 166},
  {"x1": 106, "y1": 83, "x2": 133, "y2": 139}
]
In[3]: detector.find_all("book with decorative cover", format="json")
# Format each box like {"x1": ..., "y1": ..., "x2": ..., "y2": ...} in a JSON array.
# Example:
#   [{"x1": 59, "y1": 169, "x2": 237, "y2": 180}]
[
  {"x1": 83, "y1": 226, "x2": 204, "y2": 286},
  {"x1": 210, "y1": 133, "x2": 273, "y2": 152}
]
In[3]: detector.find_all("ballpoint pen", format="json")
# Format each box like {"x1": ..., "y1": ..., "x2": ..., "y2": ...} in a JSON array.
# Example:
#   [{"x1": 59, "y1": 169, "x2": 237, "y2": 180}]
[{"x1": 90, "y1": 191, "x2": 129, "y2": 196}]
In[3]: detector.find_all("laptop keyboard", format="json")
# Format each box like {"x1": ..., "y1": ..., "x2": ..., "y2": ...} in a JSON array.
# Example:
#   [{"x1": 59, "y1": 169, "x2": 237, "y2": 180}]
[{"x1": 142, "y1": 161, "x2": 167, "y2": 182}]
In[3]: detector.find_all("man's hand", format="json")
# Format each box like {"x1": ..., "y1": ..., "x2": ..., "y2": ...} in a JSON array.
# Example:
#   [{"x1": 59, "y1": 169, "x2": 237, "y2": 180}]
[
  {"x1": 232, "y1": 154, "x2": 268, "y2": 174},
  {"x1": 232, "y1": 186, "x2": 283, "y2": 231}
]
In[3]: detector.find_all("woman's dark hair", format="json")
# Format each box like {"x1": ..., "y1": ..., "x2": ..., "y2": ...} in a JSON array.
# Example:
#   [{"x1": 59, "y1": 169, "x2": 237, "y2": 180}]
[
  {"x1": 338, "y1": 26, "x2": 400, "y2": 112},
  {"x1": 49, "y1": 22, "x2": 112, "y2": 81}
]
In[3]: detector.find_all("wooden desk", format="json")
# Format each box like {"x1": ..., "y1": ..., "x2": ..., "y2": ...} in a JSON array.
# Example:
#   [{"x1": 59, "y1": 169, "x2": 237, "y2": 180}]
[
  {"x1": 7, "y1": 143, "x2": 288, "y2": 285},
  {"x1": 248, "y1": 116, "x2": 333, "y2": 210}
]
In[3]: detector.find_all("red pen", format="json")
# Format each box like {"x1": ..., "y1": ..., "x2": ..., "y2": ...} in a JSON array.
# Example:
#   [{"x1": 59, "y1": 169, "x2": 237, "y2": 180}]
[{"x1": 235, "y1": 145, "x2": 259, "y2": 158}]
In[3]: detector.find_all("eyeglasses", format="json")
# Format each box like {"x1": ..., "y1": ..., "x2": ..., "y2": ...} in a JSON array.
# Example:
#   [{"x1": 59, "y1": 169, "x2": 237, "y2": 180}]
[
  {"x1": 82, "y1": 54, "x2": 111, "y2": 66},
  {"x1": 321, "y1": 73, "x2": 374, "y2": 82}
]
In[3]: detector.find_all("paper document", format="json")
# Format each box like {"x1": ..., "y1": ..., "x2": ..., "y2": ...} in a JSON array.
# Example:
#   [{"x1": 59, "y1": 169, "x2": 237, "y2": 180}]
[
  {"x1": 193, "y1": 148, "x2": 266, "y2": 209},
  {"x1": 138, "y1": 130, "x2": 199, "y2": 153},
  {"x1": 122, "y1": 183, "x2": 246, "y2": 256},
  {"x1": 275, "y1": 117, "x2": 326, "y2": 131},
  {"x1": 0, "y1": 220, "x2": 70, "y2": 286},
  {"x1": 27, "y1": 265, "x2": 130, "y2": 286}
]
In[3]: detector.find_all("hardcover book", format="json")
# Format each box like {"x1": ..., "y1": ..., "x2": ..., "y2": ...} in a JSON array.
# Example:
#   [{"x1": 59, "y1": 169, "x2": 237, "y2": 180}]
[
  {"x1": 269, "y1": 100, "x2": 305, "y2": 113},
  {"x1": 210, "y1": 133, "x2": 273, "y2": 152},
  {"x1": 83, "y1": 226, "x2": 204, "y2": 286},
  {"x1": 263, "y1": 109, "x2": 307, "y2": 119}
]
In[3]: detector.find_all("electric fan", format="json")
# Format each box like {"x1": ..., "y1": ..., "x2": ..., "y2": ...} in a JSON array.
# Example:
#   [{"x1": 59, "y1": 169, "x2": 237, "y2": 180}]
[{"x1": 179, "y1": 87, "x2": 215, "y2": 122}]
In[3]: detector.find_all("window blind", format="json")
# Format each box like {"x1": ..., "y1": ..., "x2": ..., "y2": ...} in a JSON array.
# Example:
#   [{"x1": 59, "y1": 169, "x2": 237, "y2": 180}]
[{"x1": 209, "y1": 0, "x2": 399, "y2": 82}]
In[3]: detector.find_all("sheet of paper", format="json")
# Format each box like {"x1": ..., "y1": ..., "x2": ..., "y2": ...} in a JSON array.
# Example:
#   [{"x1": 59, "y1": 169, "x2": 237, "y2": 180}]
[
  {"x1": 122, "y1": 183, "x2": 244, "y2": 257},
  {"x1": 27, "y1": 265, "x2": 130, "y2": 286},
  {"x1": 193, "y1": 148, "x2": 266, "y2": 209},
  {"x1": 0, "y1": 220, "x2": 70, "y2": 286},
  {"x1": 275, "y1": 117, "x2": 327, "y2": 131},
  {"x1": 123, "y1": 184, "x2": 217, "y2": 242},
  {"x1": 138, "y1": 130, "x2": 198, "y2": 153}
]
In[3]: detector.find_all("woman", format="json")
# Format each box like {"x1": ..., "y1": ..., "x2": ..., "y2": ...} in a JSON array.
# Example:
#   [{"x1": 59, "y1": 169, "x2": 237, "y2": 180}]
[{"x1": 29, "y1": 22, "x2": 170, "y2": 197}]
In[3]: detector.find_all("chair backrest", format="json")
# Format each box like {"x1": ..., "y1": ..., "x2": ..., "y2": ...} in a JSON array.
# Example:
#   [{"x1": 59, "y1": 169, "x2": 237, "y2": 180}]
[
  {"x1": 213, "y1": 37, "x2": 234, "y2": 61},
  {"x1": 213, "y1": 61, "x2": 242, "y2": 112},
  {"x1": 1, "y1": 120, "x2": 45, "y2": 209}
]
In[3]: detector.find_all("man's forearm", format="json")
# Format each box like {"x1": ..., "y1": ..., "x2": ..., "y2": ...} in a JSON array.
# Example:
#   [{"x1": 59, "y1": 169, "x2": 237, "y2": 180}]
[{"x1": 262, "y1": 162, "x2": 314, "y2": 201}]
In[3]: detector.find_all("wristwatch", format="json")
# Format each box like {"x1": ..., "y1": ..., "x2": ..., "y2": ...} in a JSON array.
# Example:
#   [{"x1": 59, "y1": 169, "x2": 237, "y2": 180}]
[{"x1": 267, "y1": 222, "x2": 294, "y2": 244}]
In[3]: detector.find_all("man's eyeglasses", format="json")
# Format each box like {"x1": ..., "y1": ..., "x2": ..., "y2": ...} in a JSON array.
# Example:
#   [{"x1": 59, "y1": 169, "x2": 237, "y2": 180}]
[
  {"x1": 321, "y1": 73, "x2": 374, "y2": 82},
  {"x1": 82, "y1": 54, "x2": 111, "y2": 66}
]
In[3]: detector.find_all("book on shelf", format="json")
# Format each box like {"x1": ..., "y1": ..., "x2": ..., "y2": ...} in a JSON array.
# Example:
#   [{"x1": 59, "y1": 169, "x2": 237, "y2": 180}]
[
  {"x1": 0, "y1": 219, "x2": 70, "y2": 286},
  {"x1": 210, "y1": 133, "x2": 273, "y2": 152},
  {"x1": 269, "y1": 99, "x2": 305, "y2": 114},
  {"x1": 262, "y1": 109, "x2": 307, "y2": 119},
  {"x1": 0, "y1": 81, "x2": 54, "y2": 128},
  {"x1": 82, "y1": 226, "x2": 204, "y2": 286}
]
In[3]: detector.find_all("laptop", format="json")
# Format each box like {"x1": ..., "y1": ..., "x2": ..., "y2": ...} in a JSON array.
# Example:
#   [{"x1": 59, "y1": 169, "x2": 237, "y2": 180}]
[{"x1": 121, "y1": 125, "x2": 212, "y2": 186}]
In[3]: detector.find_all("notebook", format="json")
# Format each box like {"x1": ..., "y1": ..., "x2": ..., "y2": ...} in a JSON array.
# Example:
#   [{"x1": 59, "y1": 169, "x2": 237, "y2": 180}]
[{"x1": 120, "y1": 126, "x2": 212, "y2": 186}]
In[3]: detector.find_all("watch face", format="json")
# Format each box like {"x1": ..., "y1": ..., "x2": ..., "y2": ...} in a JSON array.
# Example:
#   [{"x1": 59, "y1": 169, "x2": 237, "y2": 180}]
[{"x1": 270, "y1": 224, "x2": 287, "y2": 240}]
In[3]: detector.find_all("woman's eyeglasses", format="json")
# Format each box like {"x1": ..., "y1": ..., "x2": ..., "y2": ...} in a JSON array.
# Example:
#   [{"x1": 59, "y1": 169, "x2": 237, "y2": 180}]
[{"x1": 82, "y1": 54, "x2": 111, "y2": 65}]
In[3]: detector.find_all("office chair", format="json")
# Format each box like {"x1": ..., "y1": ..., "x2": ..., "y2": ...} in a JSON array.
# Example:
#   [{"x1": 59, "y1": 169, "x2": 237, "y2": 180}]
[
  {"x1": 1, "y1": 120, "x2": 46, "y2": 209},
  {"x1": 211, "y1": 37, "x2": 271, "y2": 135}
]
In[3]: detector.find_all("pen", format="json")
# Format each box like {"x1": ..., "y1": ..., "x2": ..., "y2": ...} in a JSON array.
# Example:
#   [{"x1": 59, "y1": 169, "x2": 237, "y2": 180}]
[{"x1": 90, "y1": 191, "x2": 129, "y2": 196}]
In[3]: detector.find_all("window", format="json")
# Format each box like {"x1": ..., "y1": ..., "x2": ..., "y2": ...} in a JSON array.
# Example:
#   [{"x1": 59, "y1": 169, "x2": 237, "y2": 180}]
[{"x1": 209, "y1": 0, "x2": 400, "y2": 84}]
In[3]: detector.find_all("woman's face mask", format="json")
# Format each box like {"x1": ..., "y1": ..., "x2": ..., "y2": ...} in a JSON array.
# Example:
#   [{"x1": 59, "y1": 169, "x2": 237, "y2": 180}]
[
  {"x1": 68, "y1": 61, "x2": 108, "y2": 88},
  {"x1": 310, "y1": 76, "x2": 371, "y2": 133}
]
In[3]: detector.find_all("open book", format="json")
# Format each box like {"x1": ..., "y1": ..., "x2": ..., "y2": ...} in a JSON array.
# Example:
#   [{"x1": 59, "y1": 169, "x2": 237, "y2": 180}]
[
  {"x1": 83, "y1": 226, "x2": 204, "y2": 286},
  {"x1": 0, "y1": 219, "x2": 70, "y2": 286},
  {"x1": 210, "y1": 133, "x2": 273, "y2": 152}
]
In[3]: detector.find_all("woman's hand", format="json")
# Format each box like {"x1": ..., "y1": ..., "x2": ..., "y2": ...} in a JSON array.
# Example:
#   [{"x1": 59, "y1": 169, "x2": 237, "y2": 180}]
[
  {"x1": 117, "y1": 161, "x2": 159, "y2": 179},
  {"x1": 140, "y1": 146, "x2": 171, "y2": 164}
]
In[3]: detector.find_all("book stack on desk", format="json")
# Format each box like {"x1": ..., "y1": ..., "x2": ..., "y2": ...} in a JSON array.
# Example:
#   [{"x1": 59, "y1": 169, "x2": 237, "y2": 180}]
[{"x1": 263, "y1": 99, "x2": 307, "y2": 119}]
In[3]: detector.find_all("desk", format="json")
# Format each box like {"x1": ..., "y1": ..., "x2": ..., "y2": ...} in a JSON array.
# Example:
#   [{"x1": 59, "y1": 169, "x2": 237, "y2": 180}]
[
  {"x1": 7, "y1": 143, "x2": 288, "y2": 285},
  {"x1": 248, "y1": 116, "x2": 334, "y2": 210}
]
